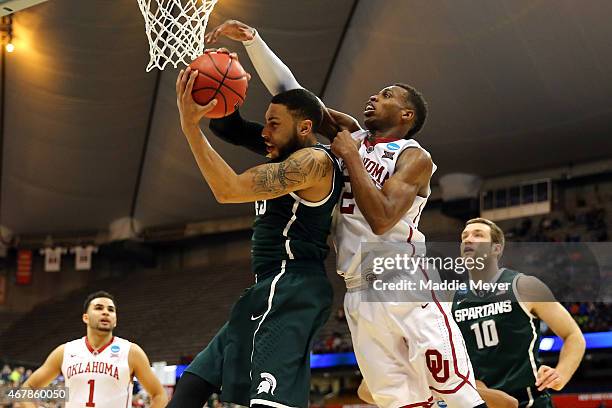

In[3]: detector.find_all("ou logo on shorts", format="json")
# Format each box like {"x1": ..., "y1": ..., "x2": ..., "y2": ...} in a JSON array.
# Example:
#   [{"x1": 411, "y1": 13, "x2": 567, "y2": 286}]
[{"x1": 425, "y1": 349, "x2": 450, "y2": 383}]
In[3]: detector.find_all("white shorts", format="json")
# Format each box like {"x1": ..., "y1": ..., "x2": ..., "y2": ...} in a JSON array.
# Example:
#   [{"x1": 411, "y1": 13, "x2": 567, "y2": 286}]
[{"x1": 345, "y1": 289, "x2": 484, "y2": 408}]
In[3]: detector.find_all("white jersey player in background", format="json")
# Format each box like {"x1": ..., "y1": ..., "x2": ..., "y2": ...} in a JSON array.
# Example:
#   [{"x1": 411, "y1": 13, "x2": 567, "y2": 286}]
[
  {"x1": 19, "y1": 291, "x2": 167, "y2": 408},
  {"x1": 206, "y1": 20, "x2": 498, "y2": 408}
]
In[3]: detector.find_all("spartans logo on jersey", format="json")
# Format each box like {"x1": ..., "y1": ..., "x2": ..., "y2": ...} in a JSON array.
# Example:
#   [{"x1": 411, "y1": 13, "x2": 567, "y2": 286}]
[{"x1": 257, "y1": 372, "x2": 277, "y2": 395}]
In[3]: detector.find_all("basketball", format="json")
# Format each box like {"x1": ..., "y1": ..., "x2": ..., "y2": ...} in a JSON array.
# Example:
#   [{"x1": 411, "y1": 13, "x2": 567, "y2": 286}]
[{"x1": 189, "y1": 51, "x2": 249, "y2": 118}]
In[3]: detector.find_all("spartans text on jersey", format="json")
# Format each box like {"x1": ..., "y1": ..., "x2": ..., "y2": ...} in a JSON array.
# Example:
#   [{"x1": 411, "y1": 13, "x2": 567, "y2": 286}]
[{"x1": 454, "y1": 300, "x2": 513, "y2": 323}]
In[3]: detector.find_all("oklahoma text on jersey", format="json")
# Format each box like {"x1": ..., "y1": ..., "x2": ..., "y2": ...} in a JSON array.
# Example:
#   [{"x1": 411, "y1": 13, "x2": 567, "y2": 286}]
[{"x1": 65, "y1": 361, "x2": 120, "y2": 380}]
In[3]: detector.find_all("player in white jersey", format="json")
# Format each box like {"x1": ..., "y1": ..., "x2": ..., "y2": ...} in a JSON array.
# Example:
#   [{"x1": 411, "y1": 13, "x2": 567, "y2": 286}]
[
  {"x1": 206, "y1": 20, "x2": 490, "y2": 408},
  {"x1": 19, "y1": 291, "x2": 167, "y2": 408}
]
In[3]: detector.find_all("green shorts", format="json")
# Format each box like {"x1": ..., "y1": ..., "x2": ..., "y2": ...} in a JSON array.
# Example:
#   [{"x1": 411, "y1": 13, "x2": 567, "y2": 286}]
[
  {"x1": 520, "y1": 394, "x2": 553, "y2": 408},
  {"x1": 513, "y1": 388, "x2": 553, "y2": 408},
  {"x1": 185, "y1": 260, "x2": 333, "y2": 408}
]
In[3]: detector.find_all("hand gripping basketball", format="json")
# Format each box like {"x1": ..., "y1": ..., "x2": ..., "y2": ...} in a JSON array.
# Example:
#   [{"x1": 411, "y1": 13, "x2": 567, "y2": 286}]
[
  {"x1": 188, "y1": 50, "x2": 250, "y2": 118},
  {"x1": 176, "y1": 68, "x2": 219, "y2": 129}
]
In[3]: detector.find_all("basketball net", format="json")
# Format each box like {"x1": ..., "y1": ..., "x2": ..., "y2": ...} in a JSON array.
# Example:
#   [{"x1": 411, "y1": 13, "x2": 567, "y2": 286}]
[{"x1": 136, "y1": 0, "x2": 220, "y2": 72}]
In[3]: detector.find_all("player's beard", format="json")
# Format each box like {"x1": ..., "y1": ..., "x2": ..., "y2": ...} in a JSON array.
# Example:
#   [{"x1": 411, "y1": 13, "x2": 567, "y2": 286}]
[
  {"x1": 92, "y1": 319, "x2": 113, "y2": 332},
  {"x1": 274, "y1": 129, "x2": 302, "y2": 162}
]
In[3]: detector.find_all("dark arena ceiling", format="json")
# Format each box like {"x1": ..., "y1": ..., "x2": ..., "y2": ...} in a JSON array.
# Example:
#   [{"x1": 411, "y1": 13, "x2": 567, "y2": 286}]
[{"x1": 2, "y1": 0, "x2": 612, "y2": 236}]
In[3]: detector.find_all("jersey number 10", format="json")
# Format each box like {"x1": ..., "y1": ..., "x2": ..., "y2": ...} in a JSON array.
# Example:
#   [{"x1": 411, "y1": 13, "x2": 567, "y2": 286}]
[{"x1": 470, "y1": 319, "x2": 500, "y2": 349}]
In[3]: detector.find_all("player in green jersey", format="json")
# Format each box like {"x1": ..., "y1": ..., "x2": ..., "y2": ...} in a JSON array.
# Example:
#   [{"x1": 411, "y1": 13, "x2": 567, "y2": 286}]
[
  {"x1": 453, "y1": 218, "x2": 586, "y2": 407},
  {"x1": 170, "y1": 69, "x2": 343, "y2": 408}
]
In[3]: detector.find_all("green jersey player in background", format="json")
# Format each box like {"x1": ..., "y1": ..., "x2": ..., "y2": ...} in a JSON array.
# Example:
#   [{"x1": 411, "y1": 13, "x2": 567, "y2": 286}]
[{"x1": 454, "y1": 218, "x2": 586, "y2": 407}]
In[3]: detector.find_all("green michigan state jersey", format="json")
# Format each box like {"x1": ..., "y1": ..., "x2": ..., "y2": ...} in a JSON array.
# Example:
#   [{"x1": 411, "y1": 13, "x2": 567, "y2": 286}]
[
  {"x1": 452, "y1": 268, "x2": 546, "y2": 397},
  {"x1": 251, "y1": 144, "x2": 343, "y2": 276}
]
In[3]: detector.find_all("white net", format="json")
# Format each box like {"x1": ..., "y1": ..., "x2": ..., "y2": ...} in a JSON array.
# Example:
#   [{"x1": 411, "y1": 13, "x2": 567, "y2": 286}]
[{"x1": 137, "y1": 0, "x2": 220, "y2": 72}]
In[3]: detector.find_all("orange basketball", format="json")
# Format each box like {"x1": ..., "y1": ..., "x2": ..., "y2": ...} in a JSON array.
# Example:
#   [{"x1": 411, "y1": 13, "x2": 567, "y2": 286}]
[{"x1": 189, "y1": 51, "x2": 249, "y2": 118}]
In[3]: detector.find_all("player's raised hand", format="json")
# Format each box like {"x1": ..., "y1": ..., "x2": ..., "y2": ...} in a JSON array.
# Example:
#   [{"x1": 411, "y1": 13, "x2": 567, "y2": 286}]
[
  {"x1": 535, "y1": 365, "x2": 564, "y2": 391},
  {"x1": 203, "y1": 48, "x2": 252, "y2": 81},
  {"x1": 205, "y1": 19, "x2": 256, "y2": 43},
  {"x1": 204, "y1": 47, "x2": 236, "y2": 58},
  {"x1": 176, "y1": 67, "x2": 218, "y2": 129}
]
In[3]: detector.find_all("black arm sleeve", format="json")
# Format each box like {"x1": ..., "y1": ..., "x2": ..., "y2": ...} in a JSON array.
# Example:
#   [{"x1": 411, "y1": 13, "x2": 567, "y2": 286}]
[{"x1": 208, "y1": 109, "x2": 267, "y2": 157}]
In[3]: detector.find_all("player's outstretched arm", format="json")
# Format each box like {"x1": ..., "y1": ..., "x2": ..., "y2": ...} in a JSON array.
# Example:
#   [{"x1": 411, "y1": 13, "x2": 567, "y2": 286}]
[
  {"x1": 517, "y1": 276, "x2": 586, "y2": 391},
  {"x1": 236, "y1": 148, "x2": 332, "y2": 202},
  {"x1": 475, "y1": 380, "x2": 519, "y2": 408},
  {"x1": 129, "y1": 344, "x2": 168, "y2": 408},
  {"x1": 208, "y1": 109, "x2": 267, "y2": 157},
  {"x1": 206, "y1": 20, "x2": 361, "y2": 139},
  {"x1": 178, "y1": 68, "x2": 331, "y2": 203},
  {"x1": 332, "y1": 130, "x2": 432, "y2": 235},
  {"x1": 206, "y1": 20, "x2": 301, "y2": 95}
]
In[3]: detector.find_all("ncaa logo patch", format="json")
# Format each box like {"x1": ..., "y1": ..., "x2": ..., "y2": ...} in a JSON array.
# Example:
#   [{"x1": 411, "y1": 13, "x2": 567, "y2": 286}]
[
  {"x1": 387, "y1": 142, "x2": 400, "y2": 151},
  {"x1": 437, "y1": 401, "x2": 448, "y2": 407},
  {"x1": 111, "y1": 345, "x2": 120, "y2": 353}
]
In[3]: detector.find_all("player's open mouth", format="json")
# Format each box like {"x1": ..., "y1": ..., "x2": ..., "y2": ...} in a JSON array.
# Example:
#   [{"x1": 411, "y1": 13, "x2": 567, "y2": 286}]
[
  {"x1": 265, "y1": 143, "x2": 274, "y2": 154},
  {"x1": 364, "y1": 103, "x2": 375, "y2": 115}
]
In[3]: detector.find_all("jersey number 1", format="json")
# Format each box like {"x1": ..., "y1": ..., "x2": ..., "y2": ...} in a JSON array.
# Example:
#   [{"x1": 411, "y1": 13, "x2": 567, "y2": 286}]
[
  {"x1": 470, "y1": 319, "x2": 500, "y2": 349},
  {"x1": 86, "y1": 379, "x2": 96, "y2": 407}
]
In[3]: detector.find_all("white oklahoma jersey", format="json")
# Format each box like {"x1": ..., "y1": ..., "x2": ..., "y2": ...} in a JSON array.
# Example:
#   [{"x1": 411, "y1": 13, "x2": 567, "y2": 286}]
[
  {"x1": 61, "y1": 336, "x2": 133, "y2": 408},
  {"x1": 334, "y1": 130, "x2": 483, "y2": 408},
  {"x1": 335, "y1": 130, "x2": 436, "y2": 290}
]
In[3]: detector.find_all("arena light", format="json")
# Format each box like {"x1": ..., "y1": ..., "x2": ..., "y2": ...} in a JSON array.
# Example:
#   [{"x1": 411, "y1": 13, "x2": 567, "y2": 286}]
[
  {"x1": 0, "y1": 14, "x2": 12, "y2": 52},
  {"x1": 539, "y1": 337, "x2": 555, "y2": 352}
]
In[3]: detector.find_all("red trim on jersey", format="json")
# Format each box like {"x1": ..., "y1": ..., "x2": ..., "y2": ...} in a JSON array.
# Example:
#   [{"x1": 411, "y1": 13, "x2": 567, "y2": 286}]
[
  {"x1": 407, "y1": 226, "x2": 414, "y2": 243},
  {"x1": 363, "y1": 135, "x2": 402, "y2": 148},
  {"x1": 125, "y1": 384, "x2": 131, "y2": 408},
  {"x1": 400, "y1": 396, "x2": 434, "y2": 408},
  {"x1": 418, "y1": 266, "x2": 474, "y2": 394},
  {"x1": 413, "y1": 200, "x2": 425, "y2": 224},
  {"x1": 84, "y1": 336, "x2": 115, "y2": 355}
]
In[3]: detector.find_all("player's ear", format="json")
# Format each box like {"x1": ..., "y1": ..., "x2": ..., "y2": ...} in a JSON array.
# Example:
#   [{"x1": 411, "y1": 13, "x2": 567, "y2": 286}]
[
  {"x1": 82, "y1": 313, "x2": 89, "y2": 325},
  {"x1": 401, "y1": 109, "x2": 415, "y2": 123},
  {"x1": 298, "y1": 119, "x2": 313, "y2": 136},
  {"x1": 492, "y1": 243, "x2": 503, "y2": 258}
]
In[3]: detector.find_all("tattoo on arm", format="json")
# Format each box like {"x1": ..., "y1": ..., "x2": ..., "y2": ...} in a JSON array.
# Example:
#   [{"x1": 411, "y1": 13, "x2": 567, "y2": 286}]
[{"x1": 250, "y1": 149, "x2": 330, "y2": 195}]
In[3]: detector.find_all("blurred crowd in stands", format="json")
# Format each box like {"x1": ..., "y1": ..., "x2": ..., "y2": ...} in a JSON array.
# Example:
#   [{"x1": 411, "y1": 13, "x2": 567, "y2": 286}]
[
  {"x1": 506, "y1": 207, "x2": 608, "y2": 242},
  {"x1": 313, "y1": 308, "x2": 351, "y2": 354},
  {"x1": 0, "y1": 364, "x2": 62, "y2": 407},
  {"x1": 1, "y1": 365, "x2": 31, "y2": 388},
  {"x1": 554, "y1": 302, "x2": 611, "y2": 335}
]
